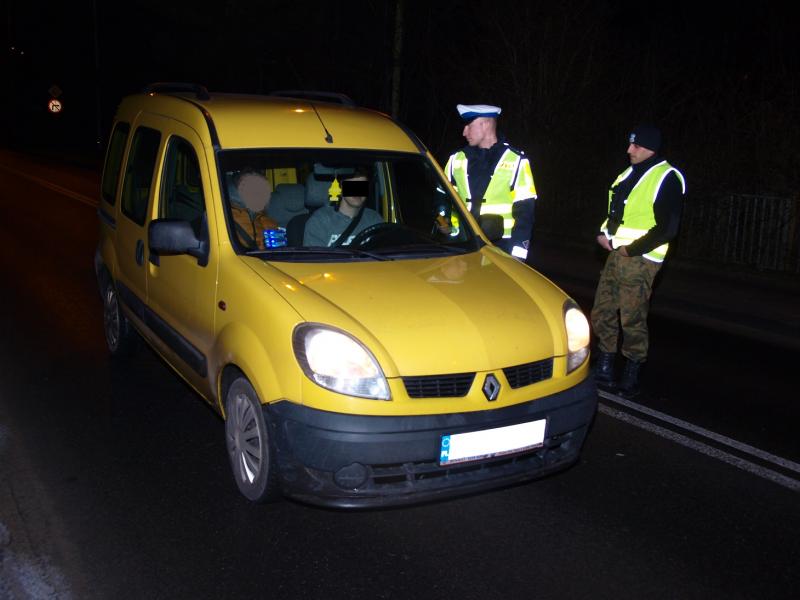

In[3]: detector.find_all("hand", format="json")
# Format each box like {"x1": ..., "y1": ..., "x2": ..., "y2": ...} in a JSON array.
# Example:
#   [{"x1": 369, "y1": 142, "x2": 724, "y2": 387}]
[
  {"x1": 596, "y1": 234, "x2": 613, "y2": 251},
  {"x1": 435, "y1": 215, "x2": 451, "y2": 235},
  {"x1": 617, "y1": 246, "x2": 629, "y2": 257}
]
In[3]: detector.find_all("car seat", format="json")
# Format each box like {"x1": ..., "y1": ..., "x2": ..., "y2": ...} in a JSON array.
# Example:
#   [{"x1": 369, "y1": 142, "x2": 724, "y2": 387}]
[
  {"x1": 285, "y1": 164, "x2": 353, "y2": 246},
  {"x1": 268, "y1": 183, "x2": 307, "y2": 227}
]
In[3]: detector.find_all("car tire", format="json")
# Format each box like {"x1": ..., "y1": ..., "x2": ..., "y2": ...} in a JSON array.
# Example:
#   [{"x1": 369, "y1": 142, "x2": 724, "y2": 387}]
[
  {"x1": 225, "y1": 376, "x2": 281, "y2": 503},
  {"x1": 103, "y1": 281, "x2": 137, "y2": 357}
]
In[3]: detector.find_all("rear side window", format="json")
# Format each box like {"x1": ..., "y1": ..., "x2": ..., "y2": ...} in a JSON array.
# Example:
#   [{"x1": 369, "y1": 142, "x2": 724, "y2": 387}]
[
  {"x1": 101, "y1": 122, "x2": 130, "y2": 206},
  {"x1": 160, "y1": 136, "x2": 206, "y2": 233},
  {"x1": 120, "y1": 126, "x2": 162, "y2": 226}
]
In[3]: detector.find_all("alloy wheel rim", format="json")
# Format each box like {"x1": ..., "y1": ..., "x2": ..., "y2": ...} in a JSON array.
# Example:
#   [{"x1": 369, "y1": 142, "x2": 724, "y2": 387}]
[
  {"x1": 104, "y1": 288, "x2": 120, "y2": 350},
  {"x1": 228, "y1": 393, "x2": 263, "y2": 485}
]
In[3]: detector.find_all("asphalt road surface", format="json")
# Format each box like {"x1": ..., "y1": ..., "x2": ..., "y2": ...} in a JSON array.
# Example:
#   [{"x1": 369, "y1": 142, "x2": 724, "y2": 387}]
[{"x1": 1, "y1": 154, "x2": 798, "y2": 599}]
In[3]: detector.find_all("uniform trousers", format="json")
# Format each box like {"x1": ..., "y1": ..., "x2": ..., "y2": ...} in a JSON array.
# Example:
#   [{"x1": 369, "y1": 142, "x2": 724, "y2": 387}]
[{"x1": 590, "y1": 251, "x2": 662, "y2": 362}]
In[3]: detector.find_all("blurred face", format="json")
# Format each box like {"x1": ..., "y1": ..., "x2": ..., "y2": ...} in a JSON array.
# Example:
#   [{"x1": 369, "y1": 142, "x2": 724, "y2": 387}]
[
  {"x1": 238, "y1": 173, "x2": 272, "y2": 211},
  {"x1": 627, "y1": 143, "x2": 655, "y2": 165},
  {"x1": 340, "y1": 175, "x2": 367, "y2": 216},
  {"x1": 462, "y1": 117, "x2": 496, "y2": 149}
]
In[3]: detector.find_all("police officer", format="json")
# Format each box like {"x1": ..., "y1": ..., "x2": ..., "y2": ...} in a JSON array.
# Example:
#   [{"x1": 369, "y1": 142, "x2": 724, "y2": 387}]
[
  {"x1": 443, "y1": 104, "x2": 537, "y2": 260},
  {"x1": 592, "y1": 125, "x2": 686, "y2": 397}
]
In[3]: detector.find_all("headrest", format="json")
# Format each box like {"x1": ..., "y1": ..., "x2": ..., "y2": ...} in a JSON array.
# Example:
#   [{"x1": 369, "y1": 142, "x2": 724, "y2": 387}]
[
  {"x1": 227, "y1": 179, "x2": 243, "y2": 205},
  {"x1": 272, "y1": 183, "x2": 305, "y2": 209},
  {"x1": 269, "y1": 183, "x2": 307, "y2": 227},
  {"x1": 304, "y1": 163, "x2": 355, "y2": 209},
  {"x1": 312, "y1": 163, "x2": 338, "y2": 177}
]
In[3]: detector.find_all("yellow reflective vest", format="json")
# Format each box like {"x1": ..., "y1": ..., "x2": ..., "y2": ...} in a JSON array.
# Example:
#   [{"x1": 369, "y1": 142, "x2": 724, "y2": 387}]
[
  {"x1": 444, "y1": 146, "x2": 536, "y2": 238},
  {"x1": 601, "y1": 160, "x2": 686, "y2": 262}
]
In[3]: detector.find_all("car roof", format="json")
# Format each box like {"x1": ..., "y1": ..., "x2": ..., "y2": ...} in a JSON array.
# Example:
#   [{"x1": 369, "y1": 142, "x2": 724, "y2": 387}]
[{"x1": 120, "y1": 86, "x2": 423, "y2": 153}]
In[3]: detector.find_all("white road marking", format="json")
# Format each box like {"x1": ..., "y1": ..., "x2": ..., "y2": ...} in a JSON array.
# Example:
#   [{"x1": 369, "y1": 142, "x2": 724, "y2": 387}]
[
  {"x1": 598, "y1": 396, "x2": 800, "y2": 492},
  {"x1": 0, "y1": 163, "x2": 97, "y2": 208},
  {"x1": 599, "y1": 390, "x2": 800, "y2": 475}
]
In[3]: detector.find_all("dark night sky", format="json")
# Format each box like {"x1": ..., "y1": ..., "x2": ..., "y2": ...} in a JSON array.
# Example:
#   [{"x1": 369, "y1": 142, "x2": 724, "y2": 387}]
[{"x1": 3, "y1": 0, "x2": 798, "y2": 225}]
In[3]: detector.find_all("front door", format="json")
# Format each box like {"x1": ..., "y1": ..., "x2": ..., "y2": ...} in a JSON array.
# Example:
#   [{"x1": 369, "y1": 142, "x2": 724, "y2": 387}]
[{"x1": 145, "y1": 125, "x2": 219, "y2": 397}]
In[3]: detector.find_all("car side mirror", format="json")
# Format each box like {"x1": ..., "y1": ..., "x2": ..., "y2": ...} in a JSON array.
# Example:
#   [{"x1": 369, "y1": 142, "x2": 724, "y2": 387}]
[
  {"x1": 478, "y1": 213, "x2": 504, "y2": 243},
  {"x1": 149, "y1": 218, "x2": 209, "y2": 266}
]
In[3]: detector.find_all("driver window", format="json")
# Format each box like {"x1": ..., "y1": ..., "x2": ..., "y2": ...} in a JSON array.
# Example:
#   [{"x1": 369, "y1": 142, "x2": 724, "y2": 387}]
[
  {"x1": 390, "y1": 160, "x2": 463, "y2": 239},
  {"x1": 159, "y1": 137, "x2": 207, "y2": 236}
]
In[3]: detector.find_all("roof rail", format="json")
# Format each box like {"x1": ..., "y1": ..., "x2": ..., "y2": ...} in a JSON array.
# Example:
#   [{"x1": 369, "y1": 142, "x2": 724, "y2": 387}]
[
  {"x1": 269, "y1": 90, "x2": 356, "y2": 107},
  {"x1": 142, "y1": 82, "x2": 211, "y2": 101}
]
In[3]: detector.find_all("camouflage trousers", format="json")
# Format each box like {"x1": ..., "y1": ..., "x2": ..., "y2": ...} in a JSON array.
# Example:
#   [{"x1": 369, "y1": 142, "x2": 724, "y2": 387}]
[{"x1": 590, "y1": 251, "x2": 662, "y2": 362}]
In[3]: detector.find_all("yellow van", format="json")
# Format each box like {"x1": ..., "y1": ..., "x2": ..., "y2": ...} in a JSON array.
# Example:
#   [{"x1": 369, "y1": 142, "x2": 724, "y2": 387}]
[{"x1": 94, "y1": 83, "x2": 596, "y2": 507}]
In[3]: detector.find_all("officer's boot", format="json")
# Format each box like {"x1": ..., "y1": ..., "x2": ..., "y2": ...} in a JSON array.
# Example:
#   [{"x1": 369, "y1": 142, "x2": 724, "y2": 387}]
[
  {"x1": 595, "y1": 351, "x2": 617, "y2": 389},
  {"x1": 618, "y1": 359, "x2": 643, "y2": 398}
]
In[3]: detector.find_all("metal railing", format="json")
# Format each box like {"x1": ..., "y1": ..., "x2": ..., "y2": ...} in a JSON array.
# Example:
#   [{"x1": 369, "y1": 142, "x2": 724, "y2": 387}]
[
  {"x1": 536, "y1": 193, "x2": 800, "y2": 275},
  {"x1": 674, "y1": 194, "x2": 799, "y2": 274}
]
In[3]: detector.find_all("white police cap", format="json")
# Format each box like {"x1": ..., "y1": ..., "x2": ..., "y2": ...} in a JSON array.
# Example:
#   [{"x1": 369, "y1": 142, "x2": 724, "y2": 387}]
[{"x1": 457, "y1": 104, "x2": 502, "y2": 120}]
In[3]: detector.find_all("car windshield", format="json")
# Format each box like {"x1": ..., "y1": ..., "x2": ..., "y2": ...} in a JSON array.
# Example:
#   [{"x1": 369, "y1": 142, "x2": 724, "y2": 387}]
[{"x1": 218, "y1": 149, "x2": 480, "y2": 261}]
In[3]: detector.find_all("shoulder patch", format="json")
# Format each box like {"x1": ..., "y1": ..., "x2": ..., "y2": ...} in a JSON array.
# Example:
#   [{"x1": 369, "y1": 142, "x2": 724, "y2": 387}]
[{"x1": 503, "y1": 143, "x2": 525, "y2": 157}]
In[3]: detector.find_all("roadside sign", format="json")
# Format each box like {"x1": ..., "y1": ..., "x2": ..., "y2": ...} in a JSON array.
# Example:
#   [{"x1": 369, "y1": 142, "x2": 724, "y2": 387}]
[{"x1": 48, "y1": 98, "x2": 63, "y2": 114}]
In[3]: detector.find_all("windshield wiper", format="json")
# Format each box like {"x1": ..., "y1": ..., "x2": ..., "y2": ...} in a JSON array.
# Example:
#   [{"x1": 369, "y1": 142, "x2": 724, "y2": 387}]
[
  {"x1": 368, "y1": 243, "x2": 470, "y2": 256},
  {"x1": 245, "y1": 246, "x2": 392, "y2": 261}
]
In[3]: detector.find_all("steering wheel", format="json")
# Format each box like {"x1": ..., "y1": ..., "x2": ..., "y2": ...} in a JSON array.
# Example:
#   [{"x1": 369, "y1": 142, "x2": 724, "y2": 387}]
[{"x1": 347, "y1": 222, "x2": 428, "y2": 250}]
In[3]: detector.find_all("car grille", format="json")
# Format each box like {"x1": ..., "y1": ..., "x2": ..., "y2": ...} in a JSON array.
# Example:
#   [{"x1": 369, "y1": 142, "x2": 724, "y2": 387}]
[
  {"x1": 401, "y1": 357, "x2": 554, "y2": 398},
  {"x1": 402, "y1": 373, "x2": 475, "y2": 398},
  {"x1": 503, "y1": 358, "x2": 553, "y2": 389}
]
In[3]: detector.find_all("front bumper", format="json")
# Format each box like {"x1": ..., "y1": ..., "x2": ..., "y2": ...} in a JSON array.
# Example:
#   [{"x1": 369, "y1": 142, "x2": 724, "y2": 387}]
[{"x1": 267, "y1": 376, "x2": 597, "y2": 508}]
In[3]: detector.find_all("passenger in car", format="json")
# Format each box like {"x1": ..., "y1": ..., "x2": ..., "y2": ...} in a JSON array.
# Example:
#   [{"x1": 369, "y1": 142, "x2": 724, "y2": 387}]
[
  {"x1": 229, "y1": 168, "x2": 280, "y2": 249},
  {"x1": 303, "y1": 168, "x2": 383, "y2": 247}
]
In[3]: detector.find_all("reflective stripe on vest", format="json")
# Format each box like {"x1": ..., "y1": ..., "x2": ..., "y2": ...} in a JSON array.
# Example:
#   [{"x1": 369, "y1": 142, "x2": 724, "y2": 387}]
[
  {"x1": 447, "y1": 148, "x2": 536, "y2": 238},
  {"x1": 601, "y1": 161, "x2": 686, "y2": 262}
]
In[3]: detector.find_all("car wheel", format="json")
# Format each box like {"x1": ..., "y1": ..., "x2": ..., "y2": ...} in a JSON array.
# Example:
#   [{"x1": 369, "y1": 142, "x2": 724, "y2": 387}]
[
  {"x1": 103, "y1": 281, "x2": 137, "y2": 357},
  {"x1": 225, "y1": 377, "x2": 280, "y2": 503}
]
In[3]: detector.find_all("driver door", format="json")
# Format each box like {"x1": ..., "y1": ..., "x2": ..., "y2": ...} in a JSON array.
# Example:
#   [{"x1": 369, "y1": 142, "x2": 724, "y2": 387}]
[{"x1": 146, "y1": 125, "x2": 219, "y2": 396}]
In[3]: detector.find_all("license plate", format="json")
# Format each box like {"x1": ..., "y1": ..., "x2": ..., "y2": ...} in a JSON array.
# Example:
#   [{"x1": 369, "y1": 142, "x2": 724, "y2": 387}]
[{"x1": 439, "y1": 419, "x2": 546, "y2": 466}]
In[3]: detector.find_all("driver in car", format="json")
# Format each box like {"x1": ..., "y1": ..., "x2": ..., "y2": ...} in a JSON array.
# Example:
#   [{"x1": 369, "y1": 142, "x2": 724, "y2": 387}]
[{"x1": 303, "y1": 167, "x2": 384, "y2": 247}]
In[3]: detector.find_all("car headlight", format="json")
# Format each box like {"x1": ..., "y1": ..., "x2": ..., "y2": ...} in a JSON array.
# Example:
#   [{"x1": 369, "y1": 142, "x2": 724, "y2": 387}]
[
  {"x1": 293, "y1": 324, "x2": 390, "y2": 400},
  {"x1": 564, "y1": 300, "x2": 590, "y2": 373}
]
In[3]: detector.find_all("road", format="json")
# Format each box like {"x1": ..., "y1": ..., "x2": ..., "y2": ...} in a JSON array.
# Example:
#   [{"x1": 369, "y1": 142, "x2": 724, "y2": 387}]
[{"x1": 1, "y1": 152, "x2": 798, "y2": 599}]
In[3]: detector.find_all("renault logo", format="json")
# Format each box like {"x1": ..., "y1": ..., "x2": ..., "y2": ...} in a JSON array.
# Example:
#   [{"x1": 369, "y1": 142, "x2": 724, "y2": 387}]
[{"x1": 482, "y1": 374, "x2": 501, "y2": 401}]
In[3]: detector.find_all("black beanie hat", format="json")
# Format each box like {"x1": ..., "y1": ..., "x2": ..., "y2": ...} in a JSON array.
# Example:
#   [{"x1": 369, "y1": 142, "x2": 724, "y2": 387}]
[{"x1": 628, "y1": 125, "x2": 662, "y2": 152}]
